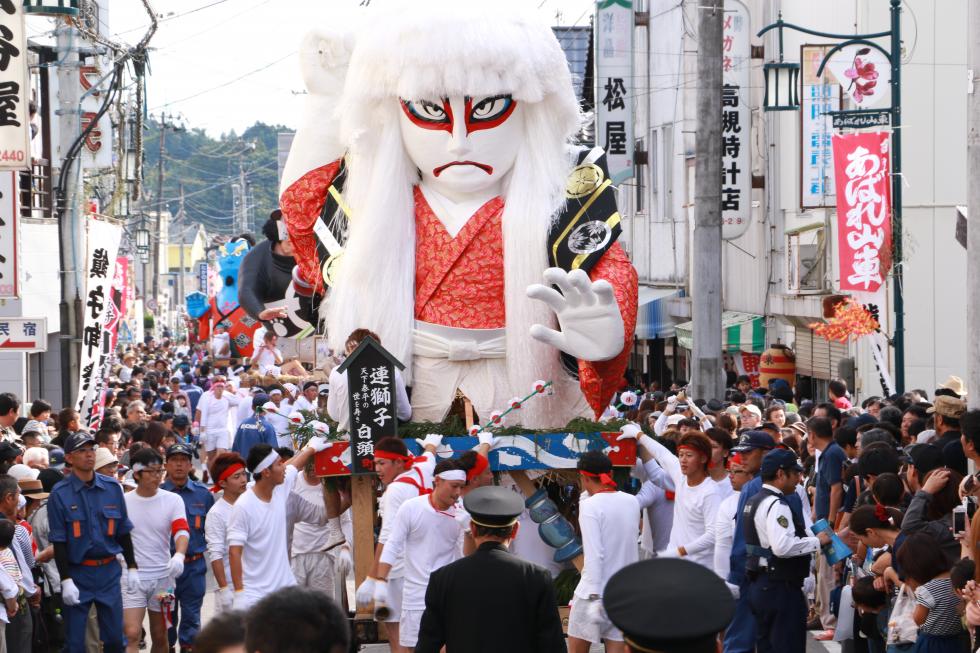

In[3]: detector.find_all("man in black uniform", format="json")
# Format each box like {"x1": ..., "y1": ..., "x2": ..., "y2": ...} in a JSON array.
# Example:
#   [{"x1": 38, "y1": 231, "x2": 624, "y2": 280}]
[
  {"x1": 414, "y1": 486, "x2": 566, "y2": 653},
  {"x1": 744, "y1": 449, "x2": 832, "y2": 652},
  {"x1": 603, "y1": 557, "x2": 735, "y2": 652}
]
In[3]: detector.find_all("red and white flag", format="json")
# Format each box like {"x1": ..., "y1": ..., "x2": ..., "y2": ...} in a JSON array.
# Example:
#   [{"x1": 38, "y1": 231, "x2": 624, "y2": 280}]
[{"x1": 831, "y1": 131, "x2": 892, "y2": 293}]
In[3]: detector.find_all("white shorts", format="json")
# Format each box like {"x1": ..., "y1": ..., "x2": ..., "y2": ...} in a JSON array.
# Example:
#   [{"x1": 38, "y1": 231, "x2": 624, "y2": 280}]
[
  {"x1": 290, "y1": 551, "x2": 336, "y2": 598},
  {"x1": 122, "y1": 576, "x2": 172, "y2": 612},
  {"x1": 398, "y1": 608, "x2": 424, "y2": 648},
  {"x1": 566, "y1": 596, "x2": 623, "y2": 644},
  {"x1": 203, "y1": 428, "x2": 229, "y2": 452},
  {"x1": 384, "y1": 576, "x2": 404, "y2": 623}
]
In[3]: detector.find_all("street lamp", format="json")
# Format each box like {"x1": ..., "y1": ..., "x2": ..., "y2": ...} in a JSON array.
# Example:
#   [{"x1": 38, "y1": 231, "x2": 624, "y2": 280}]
[
  {"x1": 757, "y1": 0, "x2": 906, "y2": 392},
  {"x1": 135, "y1": 227, "x2": 150, "y2": 252},
  {"x1": 762, "y1": 61, "x2": 800, "y2": 112},
  {"x1": 23, "y1": 0, "x2": 79, "y2": 16}
]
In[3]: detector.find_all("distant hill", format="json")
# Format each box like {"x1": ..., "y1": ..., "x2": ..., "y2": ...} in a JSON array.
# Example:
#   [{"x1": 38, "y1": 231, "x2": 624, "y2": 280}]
[{"x1": 142, "y1": 119, "x2": 284, "y2": 238}]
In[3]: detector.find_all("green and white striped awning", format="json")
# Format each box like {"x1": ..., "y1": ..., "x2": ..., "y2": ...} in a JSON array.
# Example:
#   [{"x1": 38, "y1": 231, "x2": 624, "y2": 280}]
[{"x1": 675, "y1": 311, "x2": 766, "y2": 354}]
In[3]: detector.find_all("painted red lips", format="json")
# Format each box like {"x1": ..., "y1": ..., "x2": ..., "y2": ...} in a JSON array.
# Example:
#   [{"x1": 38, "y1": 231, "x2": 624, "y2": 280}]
[{"x1": 433, "y1": 161, "x2": 494, "y2": 177}]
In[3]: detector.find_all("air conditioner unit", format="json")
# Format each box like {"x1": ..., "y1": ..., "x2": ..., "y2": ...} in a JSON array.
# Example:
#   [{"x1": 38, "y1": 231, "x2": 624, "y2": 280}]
[{"x1": 787, "y1": 229, "x2": 827, "y2": 294}]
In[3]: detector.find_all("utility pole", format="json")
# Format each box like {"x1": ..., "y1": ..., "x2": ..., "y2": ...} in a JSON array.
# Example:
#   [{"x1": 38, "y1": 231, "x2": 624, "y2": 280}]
[
  {"x1": 152, "y1": 112, "x2": 167, "y2": 305},
  {"x1": 691, "y1": 0, "x2": 725, "y2": 401},
  {"x1": 177, "y1": 184, "x2": 186, "y2": 309},
  {"x1": 968, "y1": 0, "x2": 980, "y2": 409},
  {"x1": 55, "y1": 20, "x2": 81, "y2": 407},
  {"x1": 238, "y1": 159, "x2": 246, "y2": 233}
]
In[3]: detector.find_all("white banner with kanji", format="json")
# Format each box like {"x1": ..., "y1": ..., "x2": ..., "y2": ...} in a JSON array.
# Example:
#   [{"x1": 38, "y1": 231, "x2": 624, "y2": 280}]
[{"x1": 76, "y1": 218, "x2": 122, "y2": 422}]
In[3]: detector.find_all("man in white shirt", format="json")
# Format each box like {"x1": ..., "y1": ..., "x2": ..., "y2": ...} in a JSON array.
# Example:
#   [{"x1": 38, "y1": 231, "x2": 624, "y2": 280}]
[
  {"x1": 328, "y1": 330, "x2": 411, "y2": 432},
  {"x1": 204, "y1": 452, "x2": 248, "y2": 614},
  {"x1": 568, "y1": 451, "x2": 640, "y2": 653},
  {"x1": 373, "y1": 460, "x2": 466, "y2": 652},
  {"x1": 194, "y1": 377, "x2": 241, "y2": 465},
  {"x1": 122, "y1": 448, "x2": 189, "y2": 653},
  {"x1": 252, "y1": 331, "x2": 283, "y2": 375},
  {"x1": 290, "y1": 463, "x2": 351, "y2": 603},
  {"x1": 711, "y1": 462, "x2": 750, "y2": 585},
  {"x1": 263, "y1": 390, "x2": 293, "y2": 448},
  {"x1": 291, "y1": 381, "x2": 319, "y2": 415},
  {"x1": 618, "y1": 427, "x2": 722, "y2": 569},
  {"x1": 226, "y1": 436, "x2": 331, "y2": 611},
  {"x1": 356, "y1": 435, "x2": 440, "y2": 653}
]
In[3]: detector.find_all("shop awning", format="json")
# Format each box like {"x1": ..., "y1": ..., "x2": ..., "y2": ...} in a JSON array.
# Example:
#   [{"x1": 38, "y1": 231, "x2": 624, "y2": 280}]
[
  {"x1": 675, "y1": 311, "x2": 766, "y2": 353},
  {"x1": 634, "y1": 286, "x2": 684, "y2": 339}
]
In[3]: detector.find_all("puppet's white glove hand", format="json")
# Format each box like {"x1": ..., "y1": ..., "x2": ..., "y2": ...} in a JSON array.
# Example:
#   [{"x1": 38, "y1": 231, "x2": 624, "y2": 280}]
[
  {"x1": 527, "y1": 268, "x2": 623, "y2": 362},
  {"x1": 299, "y1": 28, "x2": 354, "y2": 96}
]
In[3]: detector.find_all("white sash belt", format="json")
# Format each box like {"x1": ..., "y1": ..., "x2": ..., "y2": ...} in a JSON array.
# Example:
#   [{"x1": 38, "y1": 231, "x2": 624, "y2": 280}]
[{"x1": 412, "y1": 321, "x2": 506, "y2": 361}]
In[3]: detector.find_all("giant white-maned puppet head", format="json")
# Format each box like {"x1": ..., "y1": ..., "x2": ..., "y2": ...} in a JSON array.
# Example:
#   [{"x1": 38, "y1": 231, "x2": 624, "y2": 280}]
[{"x1": 321, "y1": 1, "x2": 584, "y2": 426}]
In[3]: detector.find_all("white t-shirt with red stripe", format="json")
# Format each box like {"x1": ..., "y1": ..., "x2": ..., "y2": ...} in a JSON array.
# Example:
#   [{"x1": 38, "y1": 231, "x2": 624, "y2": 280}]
[
  {"x1": 377, "y1": 453, "x2": 436, "y2": 580},
  {"x1": 124, "y1": 490, "x2": 188, "y2": 581}
]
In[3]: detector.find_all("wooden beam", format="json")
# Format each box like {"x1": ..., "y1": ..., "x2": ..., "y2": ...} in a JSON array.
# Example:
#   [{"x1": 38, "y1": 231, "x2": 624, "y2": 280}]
[{"x1": 351, "y1": 474, "x2": 376, "y2": 619}]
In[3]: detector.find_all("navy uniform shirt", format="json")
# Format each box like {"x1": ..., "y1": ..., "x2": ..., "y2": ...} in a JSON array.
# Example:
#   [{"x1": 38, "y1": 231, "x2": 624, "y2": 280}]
[
  {"x1": 48, "y1": 473, "x2": 134, "y2": 564},
  {"x1": 162, "y1": 478, "x2": 214, "y2": 556}
]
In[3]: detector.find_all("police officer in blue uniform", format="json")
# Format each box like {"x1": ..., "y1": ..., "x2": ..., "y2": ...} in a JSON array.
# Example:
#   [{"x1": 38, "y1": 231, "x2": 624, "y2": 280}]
[
  {"x1": 48, "y1": 431, "x2": 140, "y2": 653},
  {"x1": 162, "y1": 442, "x2": 214, "y2": 651},
  {"x1": 724, "y1": 430, "x2": 780, "y2": 653},
  {"x1": 743, "y1": 449, "x2": 831, "y2": 653}
]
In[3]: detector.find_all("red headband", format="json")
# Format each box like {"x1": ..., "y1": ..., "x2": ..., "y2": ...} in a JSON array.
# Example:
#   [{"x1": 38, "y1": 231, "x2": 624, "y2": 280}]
[
  {"x1": 374, "y1": 450, "x2": 422, "y2": 469},
  {"x1": 211, "y1": 463, "x2": 245, "y2": 493},
  {"x1": 579, "y1": 469, "x2": 617, "y2": 488},
  {"x1": 466, "y1": 454, "x2": 489, "y2": 482}
]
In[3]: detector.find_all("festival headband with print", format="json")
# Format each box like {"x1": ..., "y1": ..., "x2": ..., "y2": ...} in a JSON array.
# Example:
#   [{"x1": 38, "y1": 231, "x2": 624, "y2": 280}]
[
  {"x1": 210, "y1": 463, "x2": 245, "y2": 493},
  {"x1": 579, "y1": 469, "x2": 617, "y2": 488},
  {"x1": 465, "y1": 454, "x2": 489, "y2": 482}
]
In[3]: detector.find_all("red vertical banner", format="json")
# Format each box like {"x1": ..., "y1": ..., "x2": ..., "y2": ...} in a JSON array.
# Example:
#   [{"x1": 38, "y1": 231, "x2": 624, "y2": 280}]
[
  {"x1": 831, "y1": 131, "x2": 892, "y2": 293},
  {"x1": 114, "y1": 257, "x2": 129, "y2": 317}
]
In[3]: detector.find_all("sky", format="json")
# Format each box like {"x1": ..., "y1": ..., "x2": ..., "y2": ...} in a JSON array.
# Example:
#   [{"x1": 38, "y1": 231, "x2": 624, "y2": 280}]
[{"x1": 30, "y1": 0, "x2": 596, "y2": 137}]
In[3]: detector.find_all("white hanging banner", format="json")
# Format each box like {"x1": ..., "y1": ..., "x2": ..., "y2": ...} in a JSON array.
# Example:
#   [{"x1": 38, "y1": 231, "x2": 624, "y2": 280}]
[
  {"x1": 0, "y1": 2, "x2": 30, "y2": 171},
  {"x1": 595, "y1": 0, "x2": 634, "y2": 183},
  {"x1": 0, "y1": 171, "x2": 17, "y2": 297},
  {"x1": 76, "y1": 218, "x2": 122, "y2": 420},
  {"x1": 721, "y1": 0, "x2": 751, "y2": 239}
]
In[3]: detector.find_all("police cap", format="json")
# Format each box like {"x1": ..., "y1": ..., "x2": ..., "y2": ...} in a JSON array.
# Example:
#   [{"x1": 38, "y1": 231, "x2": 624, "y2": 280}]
[
  {"x1": 63, "y1": 431, "x2": 96, "y2": 454},
  {"x1": 462, "y1": 486, "x2": 523, "y2": 529},
  {"x1": 759, "y1": 448, "x2": 803, "y2": 476},
  {"x1": 730, "y1": 430, "x2": 776, "y2": 453},
  {"x1": 165, "y1": 443, "x2": 195, "y2": 460},
  {"x1": 604, "y1": 558, "x2": 735, "y2": 653}
]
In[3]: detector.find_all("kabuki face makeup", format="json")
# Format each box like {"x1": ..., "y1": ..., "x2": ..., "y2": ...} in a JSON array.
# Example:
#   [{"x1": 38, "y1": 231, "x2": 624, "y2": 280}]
[{"x1": 399, "y1": 94, "x2": 523, "y2": 200}]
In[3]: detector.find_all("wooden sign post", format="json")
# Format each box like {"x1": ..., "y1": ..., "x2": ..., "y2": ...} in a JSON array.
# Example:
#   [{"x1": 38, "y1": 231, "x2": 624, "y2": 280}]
[{"x1": 334, "y1": 336, "x2": 404, "y2": 619}]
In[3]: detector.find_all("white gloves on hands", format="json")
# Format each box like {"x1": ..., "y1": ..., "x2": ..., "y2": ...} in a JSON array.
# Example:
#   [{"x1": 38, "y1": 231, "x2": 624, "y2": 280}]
[
  {"x1": 616, "y1": 424, "x2": 642, "y2": 441},
  {"x1": 477, "y1": 432, "x2": 500, "y2": 450},
  {"x1": 168, "y1": 552, "x2": 185, "y2": 579},
  {"x1": 306, "y1": 435, "x2": 332, "y2": 453},
  {"x1": 527, "y1": 268, "x2": 624, "y2": 362},
  {"x1": 417, "y1": 434, "x2": 443, "y2": 451},
  {"x1": 215, "y1": 586, "x2": 235, "y2": 612},
  {"x1": 61, "y1": 578, "x2": 80, "y2": 606},
  {"x1": 372, "y1": 578, "x2": 388, "y2": 607},
  {"x1": 586, "y1": 598, "x2": 611, "y2": 630},
  {"x1": 232, "y1": 590, "x2": 248, "y2": 611},
  {"x1": 355, "y1": 578, "x2": 377, "y2": 610},
  {"x1": 125, "y1": 568, "x2": 142, "y2": 594},
  {"x1": 335, "y1": 546, "x2": 353, "y2": 580}
]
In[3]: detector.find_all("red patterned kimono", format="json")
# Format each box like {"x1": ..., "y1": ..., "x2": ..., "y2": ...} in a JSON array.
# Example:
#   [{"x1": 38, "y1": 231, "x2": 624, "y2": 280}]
[{"x1": 281, "y1": 162, "x2": 637, "y2": 418}]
